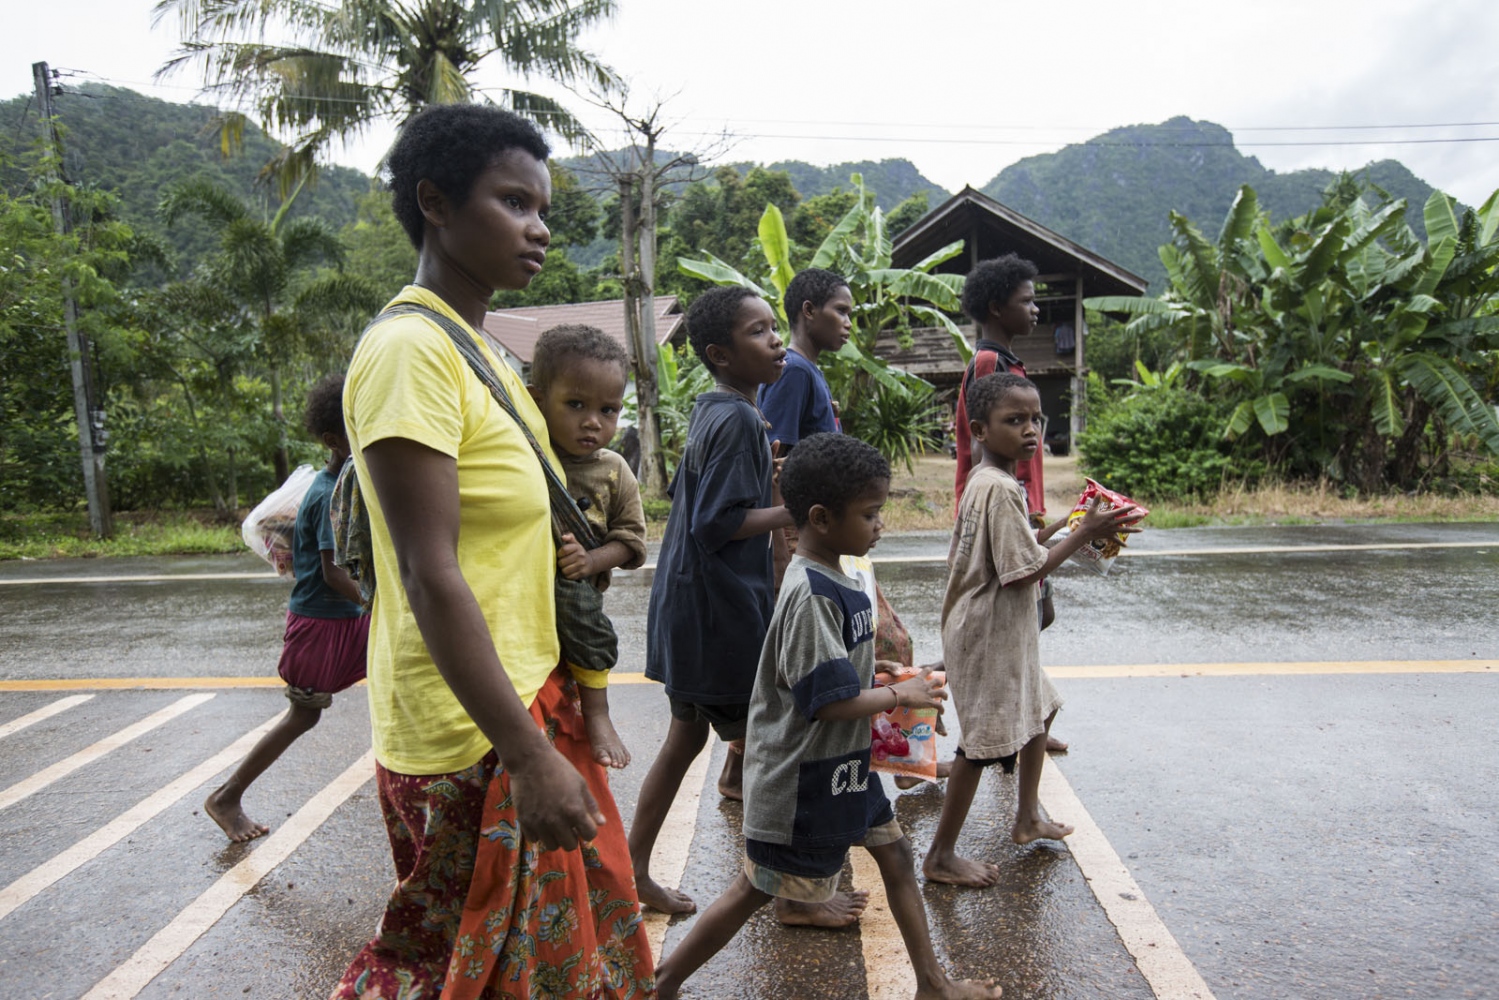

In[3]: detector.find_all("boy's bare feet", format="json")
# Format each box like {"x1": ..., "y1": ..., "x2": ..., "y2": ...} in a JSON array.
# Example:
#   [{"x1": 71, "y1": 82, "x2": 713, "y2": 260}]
[
  {"x1": 895, "y1": 759, "x2": 953, "y2": 790},
  {"x1": 584, "y1": 711, "x2": 631, "y2": 769},
  {"x1": 916, "y1": 977, "x2": 1004, "y2": 998},
  {"x1": 923, "y1": 850, "x2": 1002, "y2": 888},
  {"x1": 717, "y1": 744, "x2": 744, "y2": 801},
  {"x1": 774, "y1": 890, "x2": 868, "y2": 927},
  {"x1": 1011, "y1": 816, "x2": 1074, "y2": 845},
  {"x1": 204, "y1": 787, "x2": 269, "y2": 843},
  {"x1": 636, "y1": 874, "x2": 697, "y2": 915},
  {"x1": 1045, "y1": 735, "x2": 1068, "y2": 753}
]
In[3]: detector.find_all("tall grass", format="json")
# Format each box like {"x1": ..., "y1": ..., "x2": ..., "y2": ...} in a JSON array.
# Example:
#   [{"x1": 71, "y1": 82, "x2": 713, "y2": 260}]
[{"x1": 0, "y1": 513, "x2": 243, "y2": 561}]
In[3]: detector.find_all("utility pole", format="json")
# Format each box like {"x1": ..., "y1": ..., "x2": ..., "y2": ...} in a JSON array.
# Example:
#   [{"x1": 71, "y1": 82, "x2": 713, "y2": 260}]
[{"x1": 32, "y1": 61, "x2": 112, "y2": 537}]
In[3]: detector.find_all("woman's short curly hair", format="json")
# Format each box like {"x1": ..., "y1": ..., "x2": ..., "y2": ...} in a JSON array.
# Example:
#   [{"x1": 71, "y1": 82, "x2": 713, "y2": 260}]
[
  {"x1": 303, "y1": 373, "x2": 346, "y2": 439},
  {"x1": 531, "y1": 324, "x2": 629, "y2": 391},
  {"x1": 780, "y1": 433, "x2": 890, "y2": 527},
  {"x1": 783, "y1": 268, "x2": 849, "y2": 328},
  {"x1": 686, "y1": 286, "x2": 762, "y2": 369},
  {"x1": 966, "y1": 371, "x2": 1037, "y2": 423},
  {"x1": 386, "y1": 104, "x2": 550, "y2": 250},
  {"x1": 961, "y1": 253, "x2": 1039, "y2": 323}
]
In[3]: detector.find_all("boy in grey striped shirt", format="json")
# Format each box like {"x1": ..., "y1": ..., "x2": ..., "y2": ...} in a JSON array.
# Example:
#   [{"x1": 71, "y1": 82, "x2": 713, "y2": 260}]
[{"x1": 655, "y1": 433, "x2": 1002, "y2": 1000}]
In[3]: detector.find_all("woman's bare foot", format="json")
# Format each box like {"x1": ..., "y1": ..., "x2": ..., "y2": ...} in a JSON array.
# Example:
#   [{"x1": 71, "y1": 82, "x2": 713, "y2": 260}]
[
  {"x1": 204, "y1": 787, "x2": 269, "y2": 843},
  {"x1": 774, "y1": 890, "x2": 869, "y2": 927},
  {"x1": 636, "y1": 874, "x2": 697, "y2": 914},
  {"x1": 895, "y1": 759, "x2": 953, "y2": 789},
  {"x1": 915, "y1": 976, "x2": 1004, "y2": 998},
  {"x1": 1045, "y1": 734, "x2": 1068, "y2": 753},
  {"x1": 922, "y1": 850, "x2": 1002, "y2": 888},
  {"x1": 585, "y1": 712, "x2": 631, "y2": 769},
  {"x1": 1011, "y1": 816, "x2": 1074, "y2": 845}
]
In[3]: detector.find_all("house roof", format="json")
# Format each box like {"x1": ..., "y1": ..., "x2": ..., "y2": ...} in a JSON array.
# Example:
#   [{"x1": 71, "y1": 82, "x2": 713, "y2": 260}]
[
  {"x1": 481, "y1": 296, "x2": 684, "y2": 364},
  {"x1": 878, "y1": 323, "x2": 1079, "y2": 389},
  {"x1": 890, "y1": 187, "x2": 1148, "y2": 299}
]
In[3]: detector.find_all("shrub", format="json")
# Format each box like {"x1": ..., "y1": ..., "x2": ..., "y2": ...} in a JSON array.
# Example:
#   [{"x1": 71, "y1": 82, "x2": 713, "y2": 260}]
[{"x1": 1077, "y1": 387, "x2": 1240, "y2": 502}]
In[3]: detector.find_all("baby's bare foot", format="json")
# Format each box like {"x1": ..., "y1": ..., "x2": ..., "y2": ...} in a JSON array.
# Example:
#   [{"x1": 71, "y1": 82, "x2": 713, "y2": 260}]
[
  {"x1": 774, "y1": 890, "x2": 868, "y2": 927},
  {"x1": 584, "y1": 712, "x2": 631, "y2": 769},
  {"x1": 636, "y1": 874, "x2": 696, "y2": 914},
  {"x1": 1011, "y1": 816, "x2": 1074, "y2": 845},
  {"x1": 916, "y1": 976, "x2": 1003, "y2": 998},
  {"x1": 923, "y1": 851, "x2": 1001, "y2": 888},
  {"x1": 204, "y1": 788, "x2": 269, "y2": 843}
]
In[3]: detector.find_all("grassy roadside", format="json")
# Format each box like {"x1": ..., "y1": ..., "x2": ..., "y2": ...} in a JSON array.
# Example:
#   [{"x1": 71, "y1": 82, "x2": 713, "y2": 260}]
[
  {"x1": 0, "y1": 512, "x2": 243, "y2": 561},
  {"x1": 6, "y1": 454, "x2": 1498, "y2": 560}
]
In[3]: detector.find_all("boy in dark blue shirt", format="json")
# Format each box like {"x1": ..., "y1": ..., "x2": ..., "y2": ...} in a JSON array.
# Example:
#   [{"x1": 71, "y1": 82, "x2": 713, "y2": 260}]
[
  {"x1": 758, "y1": 267, "x2": 851, "y2": 451},
  {"x1": 655, "y1": 433, "x2": 999, "y2": 1000},
  {"x1": 632, "y1": 286, "x2": 795, "y2": 916}
]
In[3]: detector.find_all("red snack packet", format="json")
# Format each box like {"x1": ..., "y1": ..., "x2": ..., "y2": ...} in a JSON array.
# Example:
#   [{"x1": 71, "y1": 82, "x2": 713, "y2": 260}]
[
  {"x1": 870, "y1": 668, "x2": 945, "y2": 783},
  {"x1": 1063, "y1": 478, "x2": 1148, "y2": 576}
]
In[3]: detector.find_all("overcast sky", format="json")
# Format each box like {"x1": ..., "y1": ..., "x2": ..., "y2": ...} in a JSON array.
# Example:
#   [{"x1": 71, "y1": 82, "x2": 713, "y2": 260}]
[{"x1": 5, "y1": 0, "x2": 1497, "y2": 206}]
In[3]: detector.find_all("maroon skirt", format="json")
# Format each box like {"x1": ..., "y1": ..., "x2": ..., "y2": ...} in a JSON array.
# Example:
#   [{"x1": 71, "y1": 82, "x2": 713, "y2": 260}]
[{"x1": 276, "y1": 611, "x2": 369, "y2": 694}]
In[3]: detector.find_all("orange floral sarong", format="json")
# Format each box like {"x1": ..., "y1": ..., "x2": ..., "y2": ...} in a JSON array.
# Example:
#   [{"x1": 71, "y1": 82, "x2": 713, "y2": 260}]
[{"x1": 332, "y1": 667, "x2": 655, "y2": 999}]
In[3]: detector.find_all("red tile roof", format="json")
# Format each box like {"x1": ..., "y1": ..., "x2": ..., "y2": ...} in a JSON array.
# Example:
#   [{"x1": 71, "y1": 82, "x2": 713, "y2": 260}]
[{"x1": 481, "y1": 296, "x2": 684, "y2": 364}]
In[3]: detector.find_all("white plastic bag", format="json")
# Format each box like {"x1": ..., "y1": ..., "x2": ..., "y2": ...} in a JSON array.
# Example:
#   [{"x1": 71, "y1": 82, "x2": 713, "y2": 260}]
[{"x1": 242, "y1": 464, "x2": 317, "y2": 578}]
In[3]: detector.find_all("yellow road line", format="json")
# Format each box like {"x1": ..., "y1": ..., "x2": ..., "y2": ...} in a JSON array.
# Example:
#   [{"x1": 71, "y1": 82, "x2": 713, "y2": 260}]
[
  {"x1": 1047, "y1": 659, "x2": 1495, "y2": 679},
  {"x1": 3, "y1": 662, "x2": 1490, "y2": 693}
]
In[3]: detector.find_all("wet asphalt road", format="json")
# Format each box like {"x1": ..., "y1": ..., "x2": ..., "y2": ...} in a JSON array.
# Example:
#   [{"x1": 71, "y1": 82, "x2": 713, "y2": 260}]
[{"x1": 0, "y1": 521, "x2": 1496, "y2": 999}]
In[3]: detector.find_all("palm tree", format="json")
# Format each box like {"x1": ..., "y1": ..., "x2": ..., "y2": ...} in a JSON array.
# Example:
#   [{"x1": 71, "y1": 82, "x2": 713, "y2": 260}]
[
  {"x1": 154, "y1": 0, "x2": 619, "y2": 190},
  {"x1": 159, "y1": 177, "x2": 382, "y2": 481}
]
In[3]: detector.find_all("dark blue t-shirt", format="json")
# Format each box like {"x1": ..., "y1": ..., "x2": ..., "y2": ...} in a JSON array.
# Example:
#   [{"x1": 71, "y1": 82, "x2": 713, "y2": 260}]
[
  {"x1": 287, "y1": 467, "x2": 363, "y2": 619},
  {"x1": 758, "y1": 349, "x2": 839, "y2": 449},
  {"x1": 645, "y1": 393, "x2": 775, "y2": 704}
]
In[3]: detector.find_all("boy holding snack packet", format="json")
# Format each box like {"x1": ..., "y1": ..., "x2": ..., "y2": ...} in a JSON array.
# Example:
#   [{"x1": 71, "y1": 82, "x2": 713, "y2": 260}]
[
  {"x1": 655, "y1": 432, "x2": 1001, "y2": 1000},
  {"x1": 925, "y1": 372, "x2": 1140, "y2": 888}
]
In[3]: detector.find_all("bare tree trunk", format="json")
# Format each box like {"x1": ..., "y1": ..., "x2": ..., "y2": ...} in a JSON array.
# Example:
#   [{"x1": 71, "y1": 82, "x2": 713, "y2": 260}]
[
  {"x1": 619, "y1": 168, "x2": 666, "y2": 499},
  {"x1": 635, "y1": 136, "x2": 666, "y2": 498},
  {"x1": 270, "y1": 364, "x2": 289, "y2": 484}
]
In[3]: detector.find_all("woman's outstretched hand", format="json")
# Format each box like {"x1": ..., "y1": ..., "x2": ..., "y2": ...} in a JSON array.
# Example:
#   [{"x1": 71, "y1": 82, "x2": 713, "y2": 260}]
[{"x1": 509, "y1": 746, "x2": 606, "y2": 852}]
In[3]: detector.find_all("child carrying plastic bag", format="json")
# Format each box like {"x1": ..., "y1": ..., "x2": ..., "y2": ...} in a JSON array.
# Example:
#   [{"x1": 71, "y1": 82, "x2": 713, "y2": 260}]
[{"x1": 241, "y1": 465, "x2": 317, "y2": 577}]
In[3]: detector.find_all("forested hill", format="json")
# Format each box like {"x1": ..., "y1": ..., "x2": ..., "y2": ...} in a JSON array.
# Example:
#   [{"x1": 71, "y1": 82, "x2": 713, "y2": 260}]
[
  {"x1": 759, "y1": 158, "x2": 950, "y2": 207},
  {"x1": 981, "y1": 117, "x2": 1439, "y2": 287},
  {"x1": 0, "y1": 84, "x2": 369, "y2": 275}
]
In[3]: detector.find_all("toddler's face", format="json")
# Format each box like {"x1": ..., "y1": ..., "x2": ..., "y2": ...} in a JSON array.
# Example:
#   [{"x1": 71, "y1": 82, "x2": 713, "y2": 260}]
[
  {"x1": 534, "y1": 357, "x2": 627, "y2": 458},
  {"x1": 974, "y1": 387, "x2": 1045, "y2": 464}
]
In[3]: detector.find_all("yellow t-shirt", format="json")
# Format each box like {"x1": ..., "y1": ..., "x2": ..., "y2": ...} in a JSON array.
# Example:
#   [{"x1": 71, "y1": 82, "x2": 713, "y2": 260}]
[{"x1": 344, "y1": 286, "x2": 561, "y2": 775}]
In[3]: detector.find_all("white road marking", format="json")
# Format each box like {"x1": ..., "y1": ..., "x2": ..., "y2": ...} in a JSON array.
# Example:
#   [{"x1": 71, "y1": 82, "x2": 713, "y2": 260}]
[
  {"x1": 848, "y1": 833, "x2": 915, "y2": 999},
  {"x1": 1, "y1": 537, "x2": 1491, "y2": 586},
  {"x1": 644, "y1": 742, "x2": 714, "y2": 960},
  {"x1": 81, "y1": 749, "x2": 376, "y2": 1000},
  {"x1": 0, "y1": 709, "x2": 284, "y2": 923},
  {"x1": 0, "y1": 693, "x2": 215, "y2": 812},
  {"x1": 1040, "y1": 756, "x2": 1217, "y2": 1000},
  {"x1": 0, "y1": 694, "x2": 93, "y2": 740}
]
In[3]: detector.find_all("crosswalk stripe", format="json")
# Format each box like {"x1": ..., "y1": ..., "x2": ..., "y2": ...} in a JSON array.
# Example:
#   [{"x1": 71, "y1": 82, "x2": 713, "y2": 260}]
[
  {"x1": 0, "y1": 694, "x2": 93, "y2": 740},
  {"x1": 0, "y1": 709, "x2": 285, "y2": 923},
  {"x1": 1040, "y1": 757, "x2": 1216, "y2": 1000},
  {"x1": 643, "y1": 742, "x2": 714, "y2": 960},
  {"x1": 0, "y1": 693, "x2": 215, "y2": 812},
  {"x1": 81, "y1": 749, "x2": 376, "y2": 1000}
]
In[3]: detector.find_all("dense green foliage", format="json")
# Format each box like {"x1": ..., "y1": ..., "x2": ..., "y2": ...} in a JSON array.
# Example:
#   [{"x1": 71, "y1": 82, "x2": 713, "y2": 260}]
[
  {"x1": 985, "y1": 117, "x2": 1439, "y2": 289},
  {"x1": 1086, "y1": 178, "x2": 1499, "y2": 497},
  {"x1": 1076, "y1": 381, "x2": 1239, "y2": 502}
]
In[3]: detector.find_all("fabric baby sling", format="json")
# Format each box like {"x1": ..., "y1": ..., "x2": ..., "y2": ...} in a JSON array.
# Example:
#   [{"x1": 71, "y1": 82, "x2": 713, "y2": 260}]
[{"x1": 330, "y1": 303, "x2": 618, "y2": 676}]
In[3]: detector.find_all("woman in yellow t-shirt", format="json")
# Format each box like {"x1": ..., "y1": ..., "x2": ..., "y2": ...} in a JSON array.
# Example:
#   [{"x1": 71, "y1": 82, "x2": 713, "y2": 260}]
[{"x1": 331, "y1": 105, "x2": 654, "y2": 1000}]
